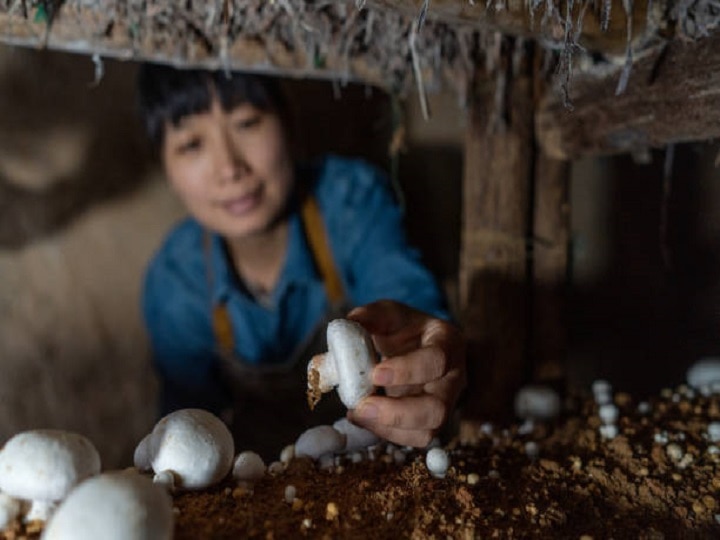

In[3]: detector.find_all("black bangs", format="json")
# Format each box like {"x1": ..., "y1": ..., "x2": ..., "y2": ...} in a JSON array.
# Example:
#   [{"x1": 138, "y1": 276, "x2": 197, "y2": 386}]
[
  {"x1": 137, "y1": 63, "x2": 287, "y2": 150},
  {"x1": 211, "y1": 71, "x2": 285, "y2": 119}
]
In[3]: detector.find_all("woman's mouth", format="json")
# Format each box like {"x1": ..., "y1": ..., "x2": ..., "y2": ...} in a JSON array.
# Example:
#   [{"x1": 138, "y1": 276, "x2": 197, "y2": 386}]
[{"x1": 220, "y1": 189, "x2": 261, "y2": 216}]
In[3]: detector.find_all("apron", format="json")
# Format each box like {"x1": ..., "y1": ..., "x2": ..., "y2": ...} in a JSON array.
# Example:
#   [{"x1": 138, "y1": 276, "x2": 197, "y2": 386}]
[{"x1": 204, "y1": 195, "x2": 349, "y2": 461}]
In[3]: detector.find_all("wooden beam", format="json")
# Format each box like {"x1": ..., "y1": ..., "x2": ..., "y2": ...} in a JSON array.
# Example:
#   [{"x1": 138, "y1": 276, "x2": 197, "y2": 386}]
[
  {"x1": 0, "y1": 7, "x2": 386, "y2": 85},
  {"x1": 0, "y1": 0, "x2": 659, "y2": 84},
  {"x1": 537, "y1": 32, "x2": 720, "y2": 159},
  {"x1": 460, "y1": 49, "x2": 534, "y2": 421},
  {"x1": 370, "y1": 0, "x2": 655, "y2": 55}
]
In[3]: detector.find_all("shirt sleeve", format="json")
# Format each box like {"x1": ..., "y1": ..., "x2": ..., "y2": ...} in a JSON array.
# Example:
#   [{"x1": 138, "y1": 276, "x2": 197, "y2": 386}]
[
  {"x1": 324, "y1": 158, "x2": 450, "y2": 321},
  {"x1": 142, "y1": 256, "x2": 232, "y2": 417}
]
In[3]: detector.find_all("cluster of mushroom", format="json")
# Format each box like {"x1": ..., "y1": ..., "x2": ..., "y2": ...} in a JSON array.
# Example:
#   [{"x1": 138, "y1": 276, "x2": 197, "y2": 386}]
[
  {"x1": 0, "y1": 429, "x2": 173, "y2": 539},
  {"x1": 0, "y1": 317, "x2": 456, "y2": 537},
  {"x1": 592, "y1": 379, "x2": 620, "y2": 440}
]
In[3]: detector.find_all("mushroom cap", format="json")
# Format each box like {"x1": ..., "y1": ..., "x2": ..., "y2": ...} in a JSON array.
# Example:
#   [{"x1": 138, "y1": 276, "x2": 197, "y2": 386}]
[
  {"x1": 295, "y1": 426, "x2": 346, "y2": 460},
  {"x1": 133, "y1": 433, "x2": 152, "y2": 471},
  {"x1": 0, "y1": 430, "x2": 101, "y2": 502},
  {"x1": 326, "y1": 319, "x2": 376, "y2": 409},
  {"x1": 687, "y1": 357, "x2": 720, "y2": 389},
  {"x1": 426, "y1": 447, "x2": 450, "y2": 478},
  {"x1": 232, "y1": 451, "x2": 266, "y2": 482},
  {"x1": 332, "y1": 418, "x2": 380, "y2": 451},
  {"x1": 513, "y1": 384, "x2": 561, "y2": 421},
  {"x1": 41, "y1": 471, "x2": 173, "y2": 540},
  {"x1": 147, "y1": 409, "x2": 234, "y2": 490}
]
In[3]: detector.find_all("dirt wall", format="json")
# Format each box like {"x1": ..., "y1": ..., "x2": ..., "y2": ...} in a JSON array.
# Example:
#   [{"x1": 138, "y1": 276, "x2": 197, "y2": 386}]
[{"x1": 0, "y1": 45, "x2": 186, "y2": 467}]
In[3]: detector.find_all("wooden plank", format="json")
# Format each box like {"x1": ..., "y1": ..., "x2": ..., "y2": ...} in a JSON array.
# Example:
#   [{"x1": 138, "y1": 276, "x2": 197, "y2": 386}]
[
  {"x1": 537, "y1": 32, "x2": 720, "y2": 159},
  {"x1": 460, "y1": 54, "x2": 534, "y2": 421}
]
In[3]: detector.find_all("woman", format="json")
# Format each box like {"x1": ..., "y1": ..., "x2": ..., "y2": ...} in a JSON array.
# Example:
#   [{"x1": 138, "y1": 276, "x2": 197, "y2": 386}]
[{"x1": 138, "y1": 63, "x2": 466, "y2": 458}]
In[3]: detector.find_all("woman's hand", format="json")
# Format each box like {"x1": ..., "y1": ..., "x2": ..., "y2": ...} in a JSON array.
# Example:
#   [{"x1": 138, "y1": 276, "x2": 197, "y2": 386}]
[{"x1": 346, "y1": 300, "x2": 466, "y2": 447}]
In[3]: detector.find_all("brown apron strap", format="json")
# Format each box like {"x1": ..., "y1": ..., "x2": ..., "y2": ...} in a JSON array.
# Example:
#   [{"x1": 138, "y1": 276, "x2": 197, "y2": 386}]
[
  {"x1": 205, "y1": 195, "x2": 346, "y2": 356},
  {"x1": 203, "y1": 231, "x2": 236, "y2": 356},
  {"x1": 300, "y1": 195, "x2": 345, "y2": 306}
]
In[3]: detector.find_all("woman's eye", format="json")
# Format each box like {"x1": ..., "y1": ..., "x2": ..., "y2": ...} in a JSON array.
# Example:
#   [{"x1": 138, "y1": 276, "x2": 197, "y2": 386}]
[
  {"x1": 234, "y1": 115, "x2": 261, "y2": 130},
  {"x1": 177, "y1": 137, "x2": 202, "y2": 154}
]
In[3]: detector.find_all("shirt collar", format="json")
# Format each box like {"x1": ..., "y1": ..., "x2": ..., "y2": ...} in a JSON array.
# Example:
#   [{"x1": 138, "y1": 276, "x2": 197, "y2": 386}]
[
  {"x1": 207, "y1": 231, "x2": 235, "y2": 305},
  {"x1": 207, "y1": 209, "x2": 318, "y2": 306},
  {"x1": 272, "y1": 210, "x2": 318, "y2": 298}
]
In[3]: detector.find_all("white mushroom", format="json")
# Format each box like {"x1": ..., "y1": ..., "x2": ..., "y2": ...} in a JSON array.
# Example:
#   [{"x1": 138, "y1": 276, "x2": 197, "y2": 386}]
[
  {"x1": 687, "y1": 357, "x2": 720, "y2": 390},
  {"x1": 41, "y1": 471, "x2": 173, "y2": 540},
  {"x1": 279, "y1": 444, "x2": 295, "y2": 464},
  {"x1": 525, "y1": 441, "x2": 540, "y2": 459},
  {"x1": 0, "y1": 430, "x2": 101, "y2": 523},
  {"x1": 708, "y1": 422, "x2": 720, "y2": 443},
  {"x1": 232, "y1": 451, "x2": 266, "y2": 483},
  {"x1": 514, "y1": 384, "x2": 561, "y2": 421},
  {"x1": 295, "y1": 426, "x2": 346, "y2": 460},
  {"x1": 598, "y1": 403, "x2": 619, "y2": 425},
  {"x1": 591, "y1": 380, "x2": 613, "y2": 405},
  {"x1": 426, "y1": 447, "x2": 450, "y2": 479},
  {"x1": 332, "y1": 418, "x2": 381, "y2": 451},
  {"x1": 637, "y1": 401, "x2": 652, "y2": 415},
  {"x1": 284, "y1": 485, "x2": 297, "y2": 504},
  {"x1": 136, "y1": 408, "x2": 234, "y2": 490},
  {"x1": 307, "y1": 319, "x2": 377, "y2": 410}
]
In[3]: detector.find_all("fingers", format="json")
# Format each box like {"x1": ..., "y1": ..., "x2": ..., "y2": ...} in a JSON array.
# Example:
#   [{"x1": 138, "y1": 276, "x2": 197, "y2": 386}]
[
  {"x1": 344, "y1": 300, "x2": 467, "y2": 448},
  {"x1": 349, "y1": 394, "x2": 446, "y2": 435},
  {"x1": 372, "y1": 345, "x2": 447, "y2": 387},
  {"x1": 347, "y1": 300, "x2": 414, "y2": 335}
]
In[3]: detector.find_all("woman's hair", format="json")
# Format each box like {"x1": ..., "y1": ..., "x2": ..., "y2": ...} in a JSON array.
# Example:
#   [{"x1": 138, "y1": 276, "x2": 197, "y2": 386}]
[{"x1": 137, "y1": 63, "x2": 290, "y2": 151}]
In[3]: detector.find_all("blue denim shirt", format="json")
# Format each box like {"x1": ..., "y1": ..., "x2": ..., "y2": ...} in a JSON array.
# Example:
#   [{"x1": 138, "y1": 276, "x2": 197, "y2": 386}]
[{"x1": 143, "y1": 155, "x2": 449, "y2": 415}]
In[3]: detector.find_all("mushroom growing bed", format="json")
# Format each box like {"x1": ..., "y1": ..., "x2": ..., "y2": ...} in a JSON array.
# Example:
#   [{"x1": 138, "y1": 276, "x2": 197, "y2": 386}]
[{"x1": 2, "y1": 383, "x2": 720, "y2": 539}]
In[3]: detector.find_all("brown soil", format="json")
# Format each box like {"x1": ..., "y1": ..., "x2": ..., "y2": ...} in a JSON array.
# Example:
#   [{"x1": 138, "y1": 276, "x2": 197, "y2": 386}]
[{"x1": 3, "y1": 387, "x2": 720, "y2": 539}]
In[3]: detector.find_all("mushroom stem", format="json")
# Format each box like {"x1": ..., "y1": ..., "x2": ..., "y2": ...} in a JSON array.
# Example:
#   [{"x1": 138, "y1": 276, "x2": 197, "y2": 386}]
[
  {"x1": 26, "y1": 499, "x2": 56, "y2": 522},
  {"x1": 307, "y1": 352, "x2": 338, "y2": 409},
  {"x1": 152, "y1": 471, "x2": 177, "y2": 492}
]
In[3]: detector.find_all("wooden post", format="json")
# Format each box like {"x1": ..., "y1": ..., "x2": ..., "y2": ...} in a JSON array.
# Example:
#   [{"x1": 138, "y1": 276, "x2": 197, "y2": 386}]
[
  {"x1": 460, "y1": 41, "x2": 534, "y2": 421},
  {"x1": 530, "y1": 154, "x2": 570, "y2": 385}
]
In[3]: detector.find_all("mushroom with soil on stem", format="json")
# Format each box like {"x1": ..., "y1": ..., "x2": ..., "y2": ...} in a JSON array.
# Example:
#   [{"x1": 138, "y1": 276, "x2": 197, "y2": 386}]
[
  {"x1": 307, "y1": 319, "x2": 378, "y2": 410},
  {"x1": 0, "y1": 429, "x2": 101, "y2": 523},
  {"x1": 134, "y1": 408, "x2": 234, "y2": 491},
  {"x1": 41, "y1": 470, "x2": 173, "y2": 540}
]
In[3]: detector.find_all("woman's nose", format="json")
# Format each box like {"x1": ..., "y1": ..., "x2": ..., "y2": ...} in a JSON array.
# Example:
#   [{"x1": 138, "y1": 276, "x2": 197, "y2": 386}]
[{"x1": 215, "y1": 135, "x2": 249, "y2": 184}]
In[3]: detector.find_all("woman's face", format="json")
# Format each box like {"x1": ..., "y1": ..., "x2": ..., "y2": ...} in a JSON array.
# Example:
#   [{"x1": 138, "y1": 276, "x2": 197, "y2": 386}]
[{"x1": 161, "y1": 97, "x2": 294, "y2": 240}]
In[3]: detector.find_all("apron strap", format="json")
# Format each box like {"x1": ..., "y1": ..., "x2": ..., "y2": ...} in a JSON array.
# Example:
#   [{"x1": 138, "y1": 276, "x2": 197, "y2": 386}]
[
  {"x1": 300, "y1": 195, "x2": 345, "y2": 306},
  {"x1": 205, "y1": 194, "x2": 346, "y2": 356},
  {"x1": 203, "y1": 231, "x2": 236, "y2": 356}
]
